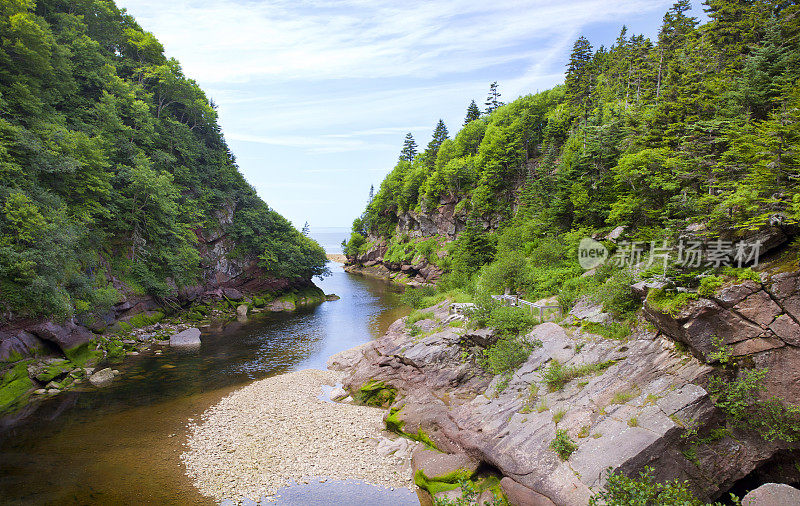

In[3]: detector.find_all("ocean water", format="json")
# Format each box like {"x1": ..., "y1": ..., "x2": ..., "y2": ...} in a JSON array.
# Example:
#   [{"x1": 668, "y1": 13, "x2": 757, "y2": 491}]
[{"x1": 309, "y1": 227, "x2": 350, "y2": 254}]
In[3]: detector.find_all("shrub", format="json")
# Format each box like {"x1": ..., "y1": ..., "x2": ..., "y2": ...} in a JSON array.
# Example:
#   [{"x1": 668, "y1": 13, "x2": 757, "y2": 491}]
[
  {"x1": 342, "y1": 232, "x2": 367, "y2": 258},
  {"x1": 488, "y1": 306, "x2": 537, "y2": 336},
  {"x1": 588, "y1": 467, "x2": 725, "y2": 506},
  {"x1": 482, "y1": 335, "x2": 542, "y2": 376},
  {"x1": 550, "y1": 429, "x2": 578, "y2": 460},
  {"x1": 589, "y1": 268, "x2": 639, "y2": 319}
]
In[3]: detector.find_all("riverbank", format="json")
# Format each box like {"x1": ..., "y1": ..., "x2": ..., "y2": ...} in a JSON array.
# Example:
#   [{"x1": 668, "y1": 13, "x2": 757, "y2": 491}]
[
  {"x1": 0, "y1": 285, "x2": 334, "y2": 418},
  {"x1": 181, "y1": 369, "x2": 416, "y2": 503}
]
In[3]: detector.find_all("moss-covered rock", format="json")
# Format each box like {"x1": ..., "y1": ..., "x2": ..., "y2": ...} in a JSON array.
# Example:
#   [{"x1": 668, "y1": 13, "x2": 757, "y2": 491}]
[
  {"x1": 64, "y1": 342, "x2": 102, "y2": 367},
  {"x1": 353, "y1": 379, "x2": 397, "y2": 407},
  {"x1": 128, "y1": 311, "x2": 164, "y2": 328},
  {"x1": 0, "y1": 361, "x2": 34, "y2": 414},
  {"x1": 28, "y1": 359, "x2": 73, "y2": 382}
]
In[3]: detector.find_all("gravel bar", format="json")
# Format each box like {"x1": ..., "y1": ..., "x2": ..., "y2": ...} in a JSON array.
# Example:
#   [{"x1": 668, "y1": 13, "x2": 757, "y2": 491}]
[{"x1": 181, "y1": 369, "x2": 412, "y2": 503}]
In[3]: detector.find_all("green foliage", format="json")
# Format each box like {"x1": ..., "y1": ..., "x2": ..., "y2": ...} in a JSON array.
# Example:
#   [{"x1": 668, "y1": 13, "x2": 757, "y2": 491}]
[
  {"x1": 0, "y1": 0, "x2": 326, "y2": 320},
  {"x1": 487, "y1": 306, "x2": 537, "y2": 336},
  {"x1": 543, "y1": 359, "x2": 617, "y2": 391},
  {"x1": 588, "y1": 467, "x2": 735, "y2": 506},
  {"x1": 347, "y1": 3, "x2": 799, "y2": 332},
  {"x1": 550, "y1": 429, "x2": 578, "y2": 460},
  {"x1": 646, "y1": 288, "x2": 698, "y2": 316},
  {"x1": 342, "y1": 232, "x2": 367, "y2": 258},
  {"x1": 697, "y1": 276, "x2": 724, "y2": 298},
  {"x1": 482, "y1": 335, "x2": 542, "y2": 376},
  {"x1": 581, "y1": 321, "x2": 631, "y2": 341}
]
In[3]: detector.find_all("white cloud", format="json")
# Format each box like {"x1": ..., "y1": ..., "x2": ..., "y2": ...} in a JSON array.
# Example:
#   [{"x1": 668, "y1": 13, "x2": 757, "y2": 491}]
[
  {"x1": 116, "y1": 0, "x2": 674, "y2": 226},
  {"x1": 119, "y1": 0, "x2": 670, "y2": 84}
]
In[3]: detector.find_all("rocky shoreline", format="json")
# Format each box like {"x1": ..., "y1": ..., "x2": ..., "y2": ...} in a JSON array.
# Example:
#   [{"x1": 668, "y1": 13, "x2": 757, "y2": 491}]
[
  {"x1": 0, "y1": 285, "x2": 335, "y2": 419},
  {"x1": 332, "y1": 262, "x2": 800, "y2": 505},
  {"x1": 181, "y1": 369, "x2": 418, "y2": 503}
]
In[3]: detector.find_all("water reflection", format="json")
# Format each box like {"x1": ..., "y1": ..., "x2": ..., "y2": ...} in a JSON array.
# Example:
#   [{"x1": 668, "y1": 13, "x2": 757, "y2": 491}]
[{"x1": 0, "y1": 263, "x2": 409, "y2": 504}]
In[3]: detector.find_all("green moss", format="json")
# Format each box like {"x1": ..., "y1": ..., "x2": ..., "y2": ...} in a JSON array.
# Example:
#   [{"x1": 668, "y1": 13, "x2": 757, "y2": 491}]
[
  {"x1": 0, "y1": 361, "x2": 34, "y2": 414},
  {"x1": 32, "y1": 360, "x2": 72, "y2": 382},
  {"x1": 1, "y1": 349, "x2": 24, "y2": 364},
  {"x1": 64, "y1": 342, "x2": 102, "y2": 366},
  {"x1": 414, "y1": 466, "x2": 477, "y2": 496},
  {"x1": 386, "y1": 407, "x2": 440, "y2": 450},
  {"x1": 117, "y1": 321, "x2": 132, "y2": 332},
  {"x1": 354, "y1": 379, "x2": 397, "y2": 407}
]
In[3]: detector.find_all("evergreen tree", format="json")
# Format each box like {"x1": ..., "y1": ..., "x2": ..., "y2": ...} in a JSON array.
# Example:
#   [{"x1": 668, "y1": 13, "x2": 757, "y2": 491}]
[
  {"x1": 399, "y1": 133, "x2": 418, "y2": 161},
  {"x1": 566, "y1": 36, "x2": 594, "y2": 108},
  {"x1": 465, "y1": 100, "x2": 481, "y2": 124},
  {"x1": 485, "y1": 82, "x2": 504, "y2": 114},
  {"x1": 422, "y1": 120, "x2": 450, "y2": 166},
  {"x1": 302, "y1": 221, "x2": 310, "y2": 236}
]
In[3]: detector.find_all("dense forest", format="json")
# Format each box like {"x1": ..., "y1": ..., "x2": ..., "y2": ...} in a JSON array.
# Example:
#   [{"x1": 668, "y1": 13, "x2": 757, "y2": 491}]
[
  {"x1": 346, "y1": 0, "x2": 799, "y2": 306},
  {"x1": 0, "y1": 0, "x2": 327, "y2": 322}
]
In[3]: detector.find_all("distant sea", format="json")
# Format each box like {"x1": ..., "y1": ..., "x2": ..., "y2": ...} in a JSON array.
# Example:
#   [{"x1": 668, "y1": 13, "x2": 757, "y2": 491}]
[{"x1": 308, "y1": 227, "x2": 350, "y2": 254}]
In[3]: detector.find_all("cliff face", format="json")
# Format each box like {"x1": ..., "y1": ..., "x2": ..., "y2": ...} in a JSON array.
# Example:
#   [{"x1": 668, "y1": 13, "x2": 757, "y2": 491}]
[{"x1": 345, "y1": 195, "x2": 503, "y2": 286}]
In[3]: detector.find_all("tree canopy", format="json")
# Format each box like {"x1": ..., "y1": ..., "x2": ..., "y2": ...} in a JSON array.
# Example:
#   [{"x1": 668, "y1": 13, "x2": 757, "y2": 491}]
[{"x1": 0, "y1": 0, "x2": 326, "y2": 321}]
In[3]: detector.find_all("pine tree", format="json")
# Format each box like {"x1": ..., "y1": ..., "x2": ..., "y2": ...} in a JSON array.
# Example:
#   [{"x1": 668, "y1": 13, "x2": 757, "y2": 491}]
[
  {"x1": 399, "y1": 133, "x2": 418, "y2": 161},
  {"x1": 565, "y1": 36, "x2": 594, "y2": 108},
  {"x1": 426, "y1": 120, "x2": 449, "y2": 157},
  {"x1": 301, "y1": 221, "x2": 310, "y2": 236},
  {"x1": 484, "y1": 82, "x2": 504, "y2": 114},
  {"x1": 464, "y1": 100, "x2": 481, "y2": 124}
]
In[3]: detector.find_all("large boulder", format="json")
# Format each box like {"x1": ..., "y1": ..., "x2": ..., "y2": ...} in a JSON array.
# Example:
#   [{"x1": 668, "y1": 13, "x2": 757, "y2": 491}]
[
  {"x1": 742, "y1": 483, "x2": 800, "y2": 505},
  {"x1": 28, "y1": 321, "x2": 93, "y2": 357},
  {"x1": 170, "y1": 328, "x2": 202, "y2": 347},
  {"x1": 0, "y1": 331, "x2": 46, "y2": 362}
]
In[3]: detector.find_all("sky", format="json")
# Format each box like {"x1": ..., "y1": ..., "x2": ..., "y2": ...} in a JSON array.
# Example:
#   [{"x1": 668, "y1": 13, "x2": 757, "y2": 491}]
[{"x1": 116, "y1": 0, "x2": 707, "y2": 229}]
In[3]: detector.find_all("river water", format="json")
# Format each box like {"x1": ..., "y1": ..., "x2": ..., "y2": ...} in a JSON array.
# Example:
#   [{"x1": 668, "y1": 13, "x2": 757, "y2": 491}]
[{"x1": 0, "y1": 263, "x2": 415, "y2": 505}]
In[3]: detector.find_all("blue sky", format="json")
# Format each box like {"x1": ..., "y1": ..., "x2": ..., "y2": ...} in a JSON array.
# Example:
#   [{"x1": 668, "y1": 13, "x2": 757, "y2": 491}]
[{"x1": 117, "y1": 0, "x2": 707, "y2": 229}]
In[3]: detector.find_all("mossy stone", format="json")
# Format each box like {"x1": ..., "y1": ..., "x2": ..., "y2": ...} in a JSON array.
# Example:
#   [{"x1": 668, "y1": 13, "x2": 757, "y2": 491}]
[
  {"x1": 0, "y1": 361, "x2": 34, "y2": 414},
  {"x1": 354, "y1": 379, "x2": 397, "y2": 407}
]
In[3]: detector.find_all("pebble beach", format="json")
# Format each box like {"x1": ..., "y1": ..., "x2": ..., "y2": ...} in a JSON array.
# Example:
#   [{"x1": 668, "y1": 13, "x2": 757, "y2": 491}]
[{"x1": 181, "y1": 369, "x2": 414, "y2": 503}]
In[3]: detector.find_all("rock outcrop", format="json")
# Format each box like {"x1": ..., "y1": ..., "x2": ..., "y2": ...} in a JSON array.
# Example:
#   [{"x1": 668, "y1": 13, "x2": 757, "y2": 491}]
[{"x1": 337, "y1": 296, "x2": 800, "y2": 505}]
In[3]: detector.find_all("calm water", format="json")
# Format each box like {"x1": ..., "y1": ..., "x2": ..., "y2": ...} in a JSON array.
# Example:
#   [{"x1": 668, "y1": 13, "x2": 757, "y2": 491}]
[
  {"x1": 309, "y1": 227, "x2": 349, "y2": 254},
  {"x1": 0, "y1": 263, "x2": 414, "y2": 505}
]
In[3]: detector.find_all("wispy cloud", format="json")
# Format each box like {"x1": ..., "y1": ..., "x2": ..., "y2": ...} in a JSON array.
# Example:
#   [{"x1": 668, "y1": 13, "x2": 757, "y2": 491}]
[
  {"x1": 117, "y1": 0, "x2": 674, "y2": 227},
  {"x1": 120, "y1": 0, "x2": 670, "y2": 84}
]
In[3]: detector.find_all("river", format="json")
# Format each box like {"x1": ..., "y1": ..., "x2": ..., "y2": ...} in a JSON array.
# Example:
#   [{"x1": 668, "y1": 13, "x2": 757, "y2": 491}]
[{"x1": 0, "y1": 263, "x2": 415, "y2": 505}]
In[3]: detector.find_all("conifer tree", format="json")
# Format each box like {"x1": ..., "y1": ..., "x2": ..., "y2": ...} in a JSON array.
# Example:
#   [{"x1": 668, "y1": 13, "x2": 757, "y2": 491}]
[
  {"x1": 565, "y1": 36, "x2": 594, "y2": 108},
  {"x1": 427, "y1": 120, "x2": 449, "y2": 156},
  {"x1": 464, "y1": 100, "x2": 481, "y2": 124},
  {"x1": 484, "y1": 82, "x2": 504, "y2": 114},
  {"x1": 301, "y1": 221, "x2": 310, "y2": 236},
  {"x1": 399, "y1": 133, "x2": 418, "y2": 161}
]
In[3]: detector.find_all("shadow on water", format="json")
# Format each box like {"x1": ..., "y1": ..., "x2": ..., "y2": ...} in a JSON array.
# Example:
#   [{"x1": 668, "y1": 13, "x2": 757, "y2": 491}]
[{"x1": 0, "y1": 263, "x2": 413, "y2": 505}]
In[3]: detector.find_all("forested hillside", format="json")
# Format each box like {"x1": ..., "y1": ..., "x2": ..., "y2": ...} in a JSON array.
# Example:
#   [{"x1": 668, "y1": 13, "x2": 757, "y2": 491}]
[
  {"x1": 346, "y1": 0, "x2": 799, "y2": 301},
  {"x1": 0, "y1": 0, "x2": 327, "y2": 322}
]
